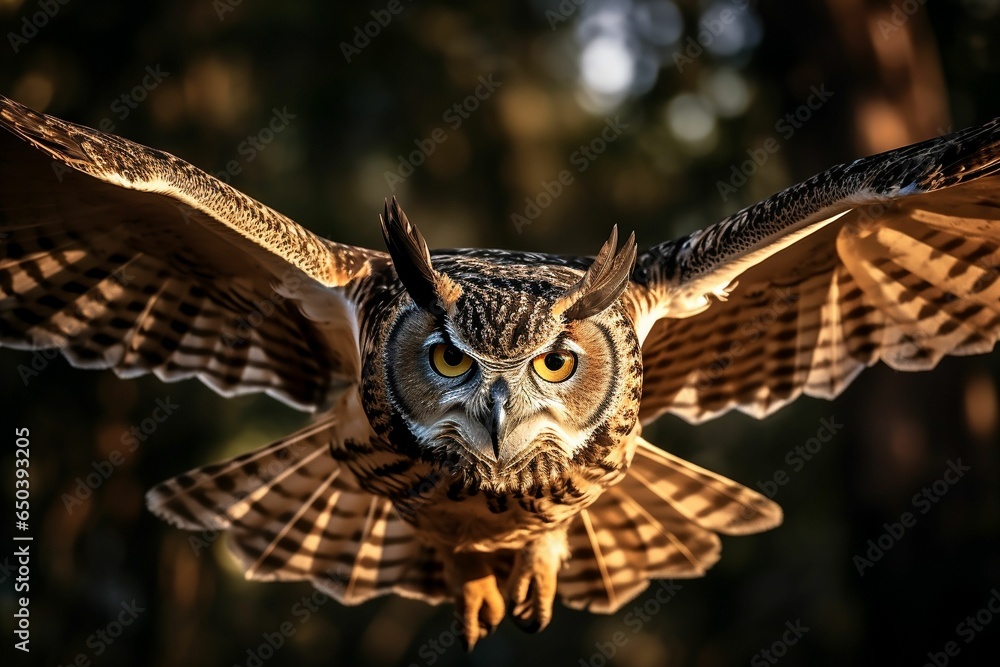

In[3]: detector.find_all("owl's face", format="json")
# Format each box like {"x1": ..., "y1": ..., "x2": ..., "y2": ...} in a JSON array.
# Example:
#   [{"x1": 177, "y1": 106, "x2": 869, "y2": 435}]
[
  {"x1": 375, "y1": 284, "x2": 639, "y2": 490},
  {"x1": 362, "y1": 205, "x2": 642, "y2": 492}
]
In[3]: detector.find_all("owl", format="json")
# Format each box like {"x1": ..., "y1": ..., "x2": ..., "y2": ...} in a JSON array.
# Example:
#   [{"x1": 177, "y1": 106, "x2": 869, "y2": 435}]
[{"x1": 2, "y1": 95, "x2": 1000, "y2": 649}]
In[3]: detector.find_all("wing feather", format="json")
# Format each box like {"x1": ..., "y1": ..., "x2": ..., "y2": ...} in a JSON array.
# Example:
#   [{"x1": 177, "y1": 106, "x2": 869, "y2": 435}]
[
  {"x1": 634, "y1": 118, "x2": 1000, "y2": 424},
  {"x1": 557, "y1": 438, "x2": 779, "y2": 613},
  {"x1": 146, "y1": 415, "x2": 449, "y2": 606},
  {"x1": 0, "y1": 95, "x2": 387, "y2": 410}
]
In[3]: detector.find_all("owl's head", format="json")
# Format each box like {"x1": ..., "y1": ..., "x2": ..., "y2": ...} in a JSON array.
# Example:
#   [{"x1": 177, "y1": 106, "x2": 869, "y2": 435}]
[{"x1": 362, "y1": 200, "x2": 642, "y2": 493}]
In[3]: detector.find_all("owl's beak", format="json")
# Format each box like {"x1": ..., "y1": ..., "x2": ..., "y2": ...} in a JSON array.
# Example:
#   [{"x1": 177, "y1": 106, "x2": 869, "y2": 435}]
[{"x1": 486, "y1": 380, "x2": 509, "y2": 459}]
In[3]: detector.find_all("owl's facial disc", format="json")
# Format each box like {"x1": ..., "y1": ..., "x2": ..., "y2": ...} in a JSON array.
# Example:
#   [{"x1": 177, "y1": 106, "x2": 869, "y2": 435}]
[{"x1": 382, "y1": 302, "x2": 630, "y2": 485}]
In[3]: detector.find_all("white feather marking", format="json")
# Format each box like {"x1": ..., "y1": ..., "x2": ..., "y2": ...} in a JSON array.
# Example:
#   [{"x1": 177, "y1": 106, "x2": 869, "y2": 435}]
[
  {"x1": 579, "y1": 508, "x2": 616, "y2": 611},
  {"x1": 148, "y1": 417, "x2": 336, "y2": 506},
  {"x1": 225, "y1": 445, "x2": 329, "y2": 522},
  {"x1": 245, "y1": 468, "x2": 343, "y2": 578},
  {"x1": 666, "y1": 209, "x2": 852, "y2": 318},
  {"x1": 608, "y1": 487, "x2": 705, "y2": 570},
  {"x1": 343, "y1": 497, "x2": 383, "y2": 600}
]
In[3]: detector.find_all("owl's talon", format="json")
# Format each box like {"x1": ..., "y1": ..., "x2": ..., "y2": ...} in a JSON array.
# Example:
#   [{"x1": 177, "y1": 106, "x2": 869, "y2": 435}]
[
  {"x1": 509, "y1": 572, "x2": 555, "y2": 633},
  {"x1": 508, "y1": 533, "x2": 566, "y2": 634},
  {"x1": 457, "y1": 572, "x2": 505, "y2": 651},
  {"x1": 512, "y1": 612, "x2": 541, "y2": 634}
]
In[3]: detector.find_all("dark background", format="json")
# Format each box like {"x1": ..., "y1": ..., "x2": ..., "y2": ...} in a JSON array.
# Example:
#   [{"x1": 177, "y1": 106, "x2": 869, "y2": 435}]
[{"x1": 2, "y1": 1, "x2": 1000, "y2": 665}]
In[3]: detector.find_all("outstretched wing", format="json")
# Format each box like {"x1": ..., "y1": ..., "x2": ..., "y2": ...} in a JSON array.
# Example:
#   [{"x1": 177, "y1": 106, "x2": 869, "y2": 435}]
[
  {"x1": 147, "y1": 413, "x2": 449, "y2": 606},
  {"x1": 631, "y1": 117, "x2": 1000, "y2": 424},
  {"x1": 0, "y1": 95, "x2": 387, "y2": 410}
]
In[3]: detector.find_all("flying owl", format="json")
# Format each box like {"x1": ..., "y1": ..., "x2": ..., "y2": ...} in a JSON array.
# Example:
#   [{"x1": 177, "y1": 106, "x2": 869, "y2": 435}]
[{"x1": 2, "y1": 95, "x2": 1000, "y2": 649}]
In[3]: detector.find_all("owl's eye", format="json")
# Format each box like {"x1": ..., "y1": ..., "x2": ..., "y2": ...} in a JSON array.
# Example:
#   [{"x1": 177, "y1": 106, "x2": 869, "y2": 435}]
[
  {"x1": 429, "y1": 343, "x2": 474, "y2": 378},
  {"x1": 532, "y1": 350, "x2": 577, "y2": 383}
]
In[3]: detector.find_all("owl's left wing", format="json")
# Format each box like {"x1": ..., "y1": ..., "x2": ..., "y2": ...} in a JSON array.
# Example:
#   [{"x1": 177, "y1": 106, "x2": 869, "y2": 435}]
[
  {"x1": 631, "y1": 117, "x2": 1000, "y2": 425},
  {"x1": 0, "y1": 96, "x2": 387, "y2": 410}
]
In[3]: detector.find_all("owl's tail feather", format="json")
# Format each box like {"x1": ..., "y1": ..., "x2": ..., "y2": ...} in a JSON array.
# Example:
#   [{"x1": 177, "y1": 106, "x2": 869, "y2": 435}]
[
  {"x1": 557, "y1": 436, "x2": 782, "y2": 614},
  {"x1": 146, "y1": 416, "x2": 449, "y2": 605}
]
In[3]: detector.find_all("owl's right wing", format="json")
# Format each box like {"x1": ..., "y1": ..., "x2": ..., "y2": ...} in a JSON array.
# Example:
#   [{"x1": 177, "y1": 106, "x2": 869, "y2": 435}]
[
  {"x1": 628, "y1": 117, "x2": 1000, "y2": 425},
  {"x1": 0, "y1": 95, "x2": 388, "y2": 410}
]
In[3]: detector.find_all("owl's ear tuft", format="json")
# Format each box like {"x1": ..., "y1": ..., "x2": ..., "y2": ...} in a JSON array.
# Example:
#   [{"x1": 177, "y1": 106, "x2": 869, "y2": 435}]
[
  {"x1": 380, "y1": 197, "x2": 461, "y2": 314},
  {"x1": 552, "y1": 226, "x2": 637, "y2": 321}
]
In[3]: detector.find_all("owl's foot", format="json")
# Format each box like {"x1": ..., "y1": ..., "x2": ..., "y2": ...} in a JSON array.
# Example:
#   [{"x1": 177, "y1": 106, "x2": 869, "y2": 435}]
[
  {"x1": 451, "y1": 554, "x2": 506, "y2": 651},
  {"x1": 508, "y1": 530, "x2": 568, "y2": 633}
]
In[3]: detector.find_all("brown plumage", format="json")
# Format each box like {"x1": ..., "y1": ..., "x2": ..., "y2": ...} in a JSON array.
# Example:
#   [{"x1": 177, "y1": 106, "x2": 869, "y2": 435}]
[{"x1": 2, "y1": 93, "x2": 999, "y2": 649}]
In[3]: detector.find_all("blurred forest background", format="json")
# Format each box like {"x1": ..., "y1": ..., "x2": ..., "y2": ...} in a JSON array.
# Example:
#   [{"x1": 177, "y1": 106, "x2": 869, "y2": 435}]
[{"x1": 2, "y1": 0, "x2": 1000, "y2": 666}]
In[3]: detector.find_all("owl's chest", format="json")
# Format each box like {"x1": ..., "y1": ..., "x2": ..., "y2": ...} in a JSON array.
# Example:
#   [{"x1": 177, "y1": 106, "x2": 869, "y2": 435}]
[
  {"x1": 411, "y1": 471, "x2": 609, "y2": 550},
  {"x1": 353, "y1": 465, "x2": 602, "y2": 546},
  {"x1": 343, "y1": 433, "x2": 636, "y2": 551}
]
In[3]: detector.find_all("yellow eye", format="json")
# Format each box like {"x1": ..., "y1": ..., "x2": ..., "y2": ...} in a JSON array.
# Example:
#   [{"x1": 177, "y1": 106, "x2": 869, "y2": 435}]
[
  {"x1": 430, "y1": 343, "x2": 474, "y2": 378},
  {"x1": 532, "y1": 350, "x2": 577, "y2": 383}
]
